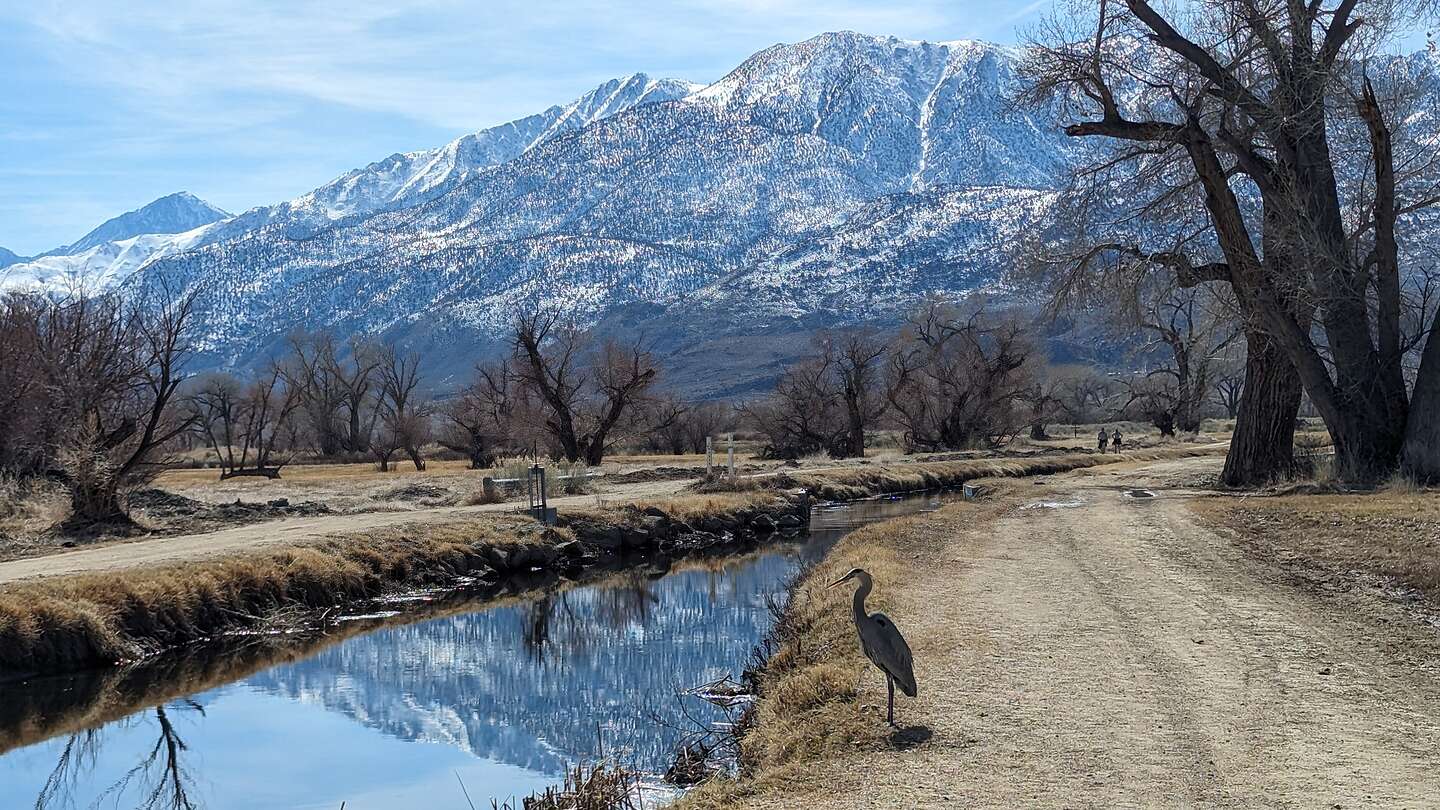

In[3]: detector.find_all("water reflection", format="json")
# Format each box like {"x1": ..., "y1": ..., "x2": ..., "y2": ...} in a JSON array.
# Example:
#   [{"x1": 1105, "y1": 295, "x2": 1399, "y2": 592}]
[
  {"x1": 0, "y1": 494, "x2": 945, "y2": 809},
  {"x1": 35, "y1": 702, "x2": 205, "y2": 810}
]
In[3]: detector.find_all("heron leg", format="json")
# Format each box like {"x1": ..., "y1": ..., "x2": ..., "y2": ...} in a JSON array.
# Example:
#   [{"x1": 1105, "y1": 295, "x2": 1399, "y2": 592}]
[{"x1": 887, "y1": 675, "x2": 895, "y2": 726}]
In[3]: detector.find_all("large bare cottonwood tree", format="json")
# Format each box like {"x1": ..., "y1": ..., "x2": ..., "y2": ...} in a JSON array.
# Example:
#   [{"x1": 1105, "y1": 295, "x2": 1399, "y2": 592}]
[{"x1": 1023, "y1": 0, "x2": 1440, "y2": 481}]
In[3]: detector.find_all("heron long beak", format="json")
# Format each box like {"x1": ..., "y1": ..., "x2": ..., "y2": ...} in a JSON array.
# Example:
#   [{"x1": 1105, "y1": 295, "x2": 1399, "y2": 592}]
[{"x1": 826, "y1": 573, "x2": 852, "y2": 588}]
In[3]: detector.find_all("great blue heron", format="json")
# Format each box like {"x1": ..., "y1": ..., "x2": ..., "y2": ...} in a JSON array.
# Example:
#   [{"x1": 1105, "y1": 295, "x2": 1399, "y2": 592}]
[{"x1": 829, "y1": 567, "x2": 916, "y2": 726}]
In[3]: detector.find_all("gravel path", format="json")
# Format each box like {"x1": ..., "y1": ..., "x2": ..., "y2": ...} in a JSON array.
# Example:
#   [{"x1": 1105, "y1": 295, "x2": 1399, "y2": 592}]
[
  {"x1": 0, "y1": 479, "x2": 692, "y2": 584},
  {"x1": 749, "y1": 458, "x2": 1440, "y2": 808}
]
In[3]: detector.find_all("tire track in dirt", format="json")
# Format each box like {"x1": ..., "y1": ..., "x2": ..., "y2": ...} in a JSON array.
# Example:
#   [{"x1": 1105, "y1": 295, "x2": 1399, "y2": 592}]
[{"x1": 745, "y1": 458, "x2": 1440, "y2": 808}]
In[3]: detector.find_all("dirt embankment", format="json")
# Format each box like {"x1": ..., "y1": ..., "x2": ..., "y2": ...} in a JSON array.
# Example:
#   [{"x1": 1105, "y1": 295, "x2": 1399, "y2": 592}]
[
  {"x1": 710, "y1": 445, "x2": 1226, "y2": 501},
  {"x1": 685, "y1": 458, "x2": 1440, "y2": 808},
  {"x1": 0, "y1": 492, "x2": 808, "y2": 679},
  {"x1": 1192, "y1": 489, "x2": 1440, "y2": 610}
]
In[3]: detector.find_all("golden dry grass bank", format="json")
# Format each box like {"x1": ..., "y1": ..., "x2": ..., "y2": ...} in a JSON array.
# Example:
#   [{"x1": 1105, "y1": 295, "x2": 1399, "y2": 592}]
[
  {"x1": 0, "y1": 491, "x2": 804, "y2": 678},
  {"x1": 1193, "y1": 489, "x2": 1440, "y2": 604},
  {"x1": 0, "y1": 515, "x2": 550, "y2": 676},
  {"x1": 677, "y1": 493, "x2": 1019, "y2": 809},
  {"x1": 721, "y1": 445, "x2": 1225, "y2": 502}
]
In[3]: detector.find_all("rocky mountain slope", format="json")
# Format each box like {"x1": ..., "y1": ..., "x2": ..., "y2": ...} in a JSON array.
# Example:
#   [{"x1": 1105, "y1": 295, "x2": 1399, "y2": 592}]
[
  {"x1": 40, "y1": 33, "x2": 1433, "y2": 395},
  {"x1": 1, "y1": 74, "x2": 697, "y2": 297},
  {"x1": 111, "y1": 32, "x2": 1083, "y2": 389}
]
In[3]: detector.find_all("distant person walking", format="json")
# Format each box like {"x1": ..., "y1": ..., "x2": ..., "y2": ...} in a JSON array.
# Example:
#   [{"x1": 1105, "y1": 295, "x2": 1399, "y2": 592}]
[
  {"x1": 1097, "y1": 428, "x2": 1109, "y2": 454},
  {"x1": 1111, "y1": 428, "x2": 1124, "y2": 453}
]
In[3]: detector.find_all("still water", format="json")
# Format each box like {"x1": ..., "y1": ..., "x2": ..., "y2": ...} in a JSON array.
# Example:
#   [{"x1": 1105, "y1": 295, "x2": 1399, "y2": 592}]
[{"x1": 0, "y1": 494, "x2": 947, "y2": 809}]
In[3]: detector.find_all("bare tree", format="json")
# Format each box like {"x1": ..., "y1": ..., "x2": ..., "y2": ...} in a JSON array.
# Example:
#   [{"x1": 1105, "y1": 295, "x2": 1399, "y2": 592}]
[
  {"x1": 187, "y1": 367, "x2": 299, "y2": 479},
  {"x1": 740, "y1": 353, "x2": 846, "y2": 459},
  {"x1": 375, "y1": 345, "x2": 430, "y2": 471},
  {"x1": 1052, "y1": 364, "x2": 1119, "y2": 424},
  {"x1": 1020, "y1": 369, "x2": 1067, "y2": 440},
  {"x1": 0, "y1": 294, "x2": 47, "y2": 477},
  {"x1": 830, "y1": 331, "x2": 889, "y2": 457},
  {"x1": 1022, "y1": 0, "x2": 1440, "y2": 481},
  {"x1": 1126, "y1": 281, "x2": 1233, "y2": 434},
  {"x1": 643, "y1": 397, "x2": 733, "y2": 455},
  {"x1": 1212, "y1": 357, "x2": 1246, "y2": 419},
  {"x1": 680, "y1": 401, "x2": 731, "y2": 453},
  {"x1": 32, "y1": 290, "x2": 198, "y2": 526},
  {"x1": 510, "y1": 309, "x2": 659, "y2": 465},
  {"x1": 642, "y1": 394, "x2": 694, "y2": 455},
  {"x1": 280, "y1": 333, "x2": 382, "y2": 457},
  {"x1": 437, "y1": 361, "x2": 521, "y2": 468},
  {"x1": 885, "y1": 298, "x2": 1034, "y2": 452},
  {"x1": 739, "y1": 331, "x2": 887, "y2": 460}
]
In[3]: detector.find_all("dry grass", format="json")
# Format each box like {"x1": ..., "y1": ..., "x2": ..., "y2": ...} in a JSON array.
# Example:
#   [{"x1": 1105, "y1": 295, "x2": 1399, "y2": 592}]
[
  {"x1": 0, "y1": 514, "x2": 555, "y2": 676},
  {"x1": 495, "y1": 760, "x2": 646, "y2": 810},
  {"x1": 627, "y1": 492, "x2": 791, "y2": 524},
  {"x1": 1193, "y1": 490, "x2": 1440, "y2": 604},
  {"x1": 677, "y1": 493, "x2": 1019, "y2": 809},
  {"x1": 708, "y1": 445, "x2": 1226, "y2": 502},
  {"x1": 0, "y1": 476, "x2": 69, "y2": 545},
  {"x1": 0, "y1": 487, "x2": 811, "y2": 678}
]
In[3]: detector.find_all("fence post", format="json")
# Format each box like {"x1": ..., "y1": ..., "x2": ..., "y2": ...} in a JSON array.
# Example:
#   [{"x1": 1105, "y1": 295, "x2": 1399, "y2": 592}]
[
  {"x1": 727, "y1": 433, "x2": 735, "y2": 478},
  {"x1": 705, "y1": 436, "x2": 714, "y2": 475}
]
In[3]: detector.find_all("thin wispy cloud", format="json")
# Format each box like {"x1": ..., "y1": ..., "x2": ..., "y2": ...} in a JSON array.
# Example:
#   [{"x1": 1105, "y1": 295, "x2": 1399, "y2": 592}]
[{"x1": 0, "y1": 0, "x2": 1048, "y2": 253}]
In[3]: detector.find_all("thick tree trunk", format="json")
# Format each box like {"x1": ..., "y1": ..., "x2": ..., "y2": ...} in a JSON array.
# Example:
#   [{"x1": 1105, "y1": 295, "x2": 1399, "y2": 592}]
[
  {"x1": 842, "y1": 398, "x2": 866, "y2": 458},
  {"x1": 68, "y1": 484, "x2": 128, "y2": 526},
  {"x1": 1220, "y1": 329, "x2": 1302, "y2": 487},
  {"x1": 583, "y1": 442, "x2": 605, "y2": 467},
  {"x1": 1401, "y1": 321, "x2": 1440, "y2": 483}
]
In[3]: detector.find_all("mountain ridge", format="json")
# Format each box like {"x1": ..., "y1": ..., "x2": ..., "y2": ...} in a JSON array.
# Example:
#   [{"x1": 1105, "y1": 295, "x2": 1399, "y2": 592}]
[
  {"x1": 125, "y1": 32, "x2": 1077, "y2": 388},
  {"x1": 0, "y1": 247, "x2": 23, "y2": 270},
  {"x1": 23, "y1": 31, "x2": 1437, "y2": 394},
  {"x1": 60, "y1": 191, "x2": 229, "y2": 256},
  {"x1": 0, "y1": 73, "x2": 699, "y2": 295}
]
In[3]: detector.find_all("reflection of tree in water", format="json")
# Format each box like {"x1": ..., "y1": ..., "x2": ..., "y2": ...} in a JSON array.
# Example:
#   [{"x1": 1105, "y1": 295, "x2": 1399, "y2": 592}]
[
  {"x1": 594, "y1": 573, "x2": 659, "y2": 630},
  {"x1": 35, "y1": 701, "x2": 204, "y2": 810},
  {"x1": 522, "y1": 595, "x2": 553, "y2": 663},
  {"x1": 524, "y1": 575, "x2": 658, "y2": 664}
]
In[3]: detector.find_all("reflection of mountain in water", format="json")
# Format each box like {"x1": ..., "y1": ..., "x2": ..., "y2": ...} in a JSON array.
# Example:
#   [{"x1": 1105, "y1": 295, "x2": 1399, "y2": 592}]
[{"x1": 245, "y1": 539, "x2": 835, "y2": 775}]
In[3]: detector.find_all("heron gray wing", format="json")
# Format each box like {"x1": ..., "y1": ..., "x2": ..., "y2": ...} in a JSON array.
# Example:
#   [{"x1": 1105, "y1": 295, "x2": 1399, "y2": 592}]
[{"x1": 864, "y1": 611, "x2": 917, "y2": 697}]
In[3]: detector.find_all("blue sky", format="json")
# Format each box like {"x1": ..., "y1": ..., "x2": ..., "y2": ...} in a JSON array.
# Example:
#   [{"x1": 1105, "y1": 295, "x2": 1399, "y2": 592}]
[
  {"x1": 0, "y1": 1, "x2": 1429, "y2": 255},
  {"x1": 0, "y1": 0, "x2": 1054, "y2": 254}
]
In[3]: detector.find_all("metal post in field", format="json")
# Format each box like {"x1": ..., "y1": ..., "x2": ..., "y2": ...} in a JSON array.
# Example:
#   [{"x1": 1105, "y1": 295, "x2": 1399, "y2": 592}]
[
  {"x1": 705, "y1": 436, "x2": 714, "y2": 475},
  {"x1": 727, "y1": 433, "x2": 735, "y2": 478}
]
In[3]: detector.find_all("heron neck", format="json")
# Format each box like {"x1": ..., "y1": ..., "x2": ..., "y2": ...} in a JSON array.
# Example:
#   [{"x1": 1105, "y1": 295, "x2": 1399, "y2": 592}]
[{"x1": 852, "y1": 577, "x2": 872, "y2": 623}]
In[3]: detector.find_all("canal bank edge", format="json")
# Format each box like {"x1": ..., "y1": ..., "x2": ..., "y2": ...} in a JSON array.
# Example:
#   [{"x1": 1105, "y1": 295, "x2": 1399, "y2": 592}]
[
  {"x1": 674, "y1": 490, "x2": 1024, "y2": 810},
  {"x1": 702, "y1": 445, "x2": 1226, "y2": 501},
  {"x1": 0, "y1": 491, "x2": 811, "y2": 679}
]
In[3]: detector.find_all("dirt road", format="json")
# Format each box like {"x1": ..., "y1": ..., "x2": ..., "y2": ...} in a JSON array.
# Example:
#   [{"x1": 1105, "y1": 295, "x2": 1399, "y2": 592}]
[
  {"x1": 0, "y1": 478, "x2": 691, "y2": 584},
  {"x1": 754, "y1": 458, "x2": 1440, "y2": 808}
]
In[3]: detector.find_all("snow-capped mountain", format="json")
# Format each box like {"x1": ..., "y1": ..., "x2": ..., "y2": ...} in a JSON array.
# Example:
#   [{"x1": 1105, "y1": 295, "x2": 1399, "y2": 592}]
[
  {"x1": 16, "y1": 31, "x2": 1438, "y2": 393},
  {"x1": 117, "y1": 32, "x2": 1080, "y2": 387},
  {"x1": 1, "y1": 228, "x2": 218, "y2": 293},
  {"x1": 1, "y1": 193, "x2": 227, "y2": 292},
  {"x1": 192, "y1": 72, "x2": 702, "y2": 246},
  {"x1": 1, "y1": 74, "x2": 697, "y2": 295},
  {"x1": 59, "y1": 191, "x2": 229, "y2": 255}
]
